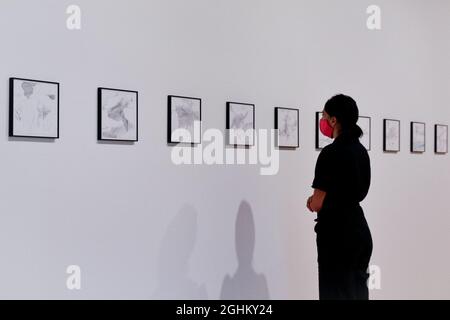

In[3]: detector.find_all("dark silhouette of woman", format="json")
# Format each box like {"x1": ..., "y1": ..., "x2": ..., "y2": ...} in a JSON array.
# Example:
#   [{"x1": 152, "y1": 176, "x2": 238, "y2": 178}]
[
  {"x1": 220, "y1": 200, "x2": 269, "y2": 300},
  {"x1": 307, "y1": 94, "x2": 373, "y2": 300}
]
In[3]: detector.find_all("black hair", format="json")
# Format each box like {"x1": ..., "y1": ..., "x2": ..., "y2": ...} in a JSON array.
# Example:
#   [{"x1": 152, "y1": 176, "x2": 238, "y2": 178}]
[{"x1": 324, "y1": 94, "x2": 363, "y2": 139}]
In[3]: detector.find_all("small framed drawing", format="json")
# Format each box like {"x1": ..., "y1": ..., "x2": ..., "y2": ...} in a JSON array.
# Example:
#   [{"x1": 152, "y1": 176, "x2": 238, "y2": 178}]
[
  {"x1": 383, "y1": 119, "x2": 400, "y2": 152},
  {"x1": 358, "y1": 116, "x2": 371, "y2": 151},
  {"x1": 168, "y1": 95, "x2": 202, "y2": 145},
  {"x1": 435, "y1": 124, "x2": 448, "y2": 154},
  {"x1": 226, "y1": 102, "x2": 255, "y2": 147},
  {"x1": 410, "y1": 122, "x2": 426, "y2": 153},
  {"x1": 9, "y1": 77, "x2": 60, "y2": 139},
  {"x1": 98, "y1": 88, "x2": 138, "y2": 142},
  {"x1": 275, "y1": 107, "x2": 299, "y2": 148},
  {"x1": 315, "y1": 112, "x2": 333, "y2": 149}
]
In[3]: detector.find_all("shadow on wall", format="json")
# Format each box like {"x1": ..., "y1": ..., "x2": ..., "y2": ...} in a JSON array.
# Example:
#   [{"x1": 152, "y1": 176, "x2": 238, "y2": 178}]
[
  {"x1": 152, "y1": 204, "x2": 208, "y2": 299},
  {"x1": 220, "y1": 200, "x2": 270, "y2": 300}
]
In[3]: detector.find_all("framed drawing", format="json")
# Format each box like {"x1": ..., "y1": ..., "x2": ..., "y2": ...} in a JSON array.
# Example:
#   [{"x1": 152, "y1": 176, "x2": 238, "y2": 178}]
[
  {"x1": 226, "y1": 102, "x2": 255, "y2": 147},
  {"x1": 383, "y1": 119, "x2": 400, "y2": 152},
  {"x1": 275, "y1": 107, "x2": 299, "y2": 148},
  {"x1": 358, "y1": 116, "x2": 371, "y2": 151},
  {"x1": 9, "y1": 77, "x2": 60, "y2": 139},
  {"x1": 435, "y1": 124, "x2": 448, "y2": 154},
  {"x1": 315, "y1": 112, "x2": 333, "y2": 149},
  {"x1": 168, "y1": 95, "x2": 202, "y2": 145},
  {"x1": 410, "y1": 122, "x2": 426, "y2": 153},
  {"x1": 98, "y1": 87, "x2": 138, "y2": 142}
]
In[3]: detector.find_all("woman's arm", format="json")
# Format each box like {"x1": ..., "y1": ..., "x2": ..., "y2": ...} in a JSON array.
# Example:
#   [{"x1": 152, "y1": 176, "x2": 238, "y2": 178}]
[{"x1": 307, "y1": 189, "x2": 327, "y2": 213}]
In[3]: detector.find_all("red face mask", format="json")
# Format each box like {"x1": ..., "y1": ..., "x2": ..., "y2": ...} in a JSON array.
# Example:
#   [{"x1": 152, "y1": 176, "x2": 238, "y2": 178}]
[{"x1": 320, "y1": 118, "x2": 334, "y2": 139}]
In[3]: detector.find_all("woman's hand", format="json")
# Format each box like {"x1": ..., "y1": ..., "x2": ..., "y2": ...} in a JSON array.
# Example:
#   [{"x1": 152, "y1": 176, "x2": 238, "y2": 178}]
[
  {"x1": 306, "y1": 196, "x2": 313, "y2": 212},
  {"x1": 307, "y1": 189, "x2": 327, "y2": 213}
]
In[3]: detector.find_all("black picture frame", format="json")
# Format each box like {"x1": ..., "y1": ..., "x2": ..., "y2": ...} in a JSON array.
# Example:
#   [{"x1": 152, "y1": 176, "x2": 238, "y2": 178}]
[
  {"x1": 383, "y1": 119, "x2": 401, "y2": 152},
  {"x1": 168, "y1": 95, "x2": 202, "y2": 145},
  {"x1": 274, "y1": 107, "x2": 299, "y2": 149},
  {"x1": 410, "y1": 121, "x2": 426, "y2": 153},
  {"x1": 226, "y1": 102, "x2": 255, "y2": 147},
  {"x1": 9, "y1": 77, "x2": 60, "y2": 139},
  {"x1": 98, "y1": 87, "x2": 139, "y2": 142},
  {"x1": 434, "y1": 124, "x2": 448, "y2": 154}
]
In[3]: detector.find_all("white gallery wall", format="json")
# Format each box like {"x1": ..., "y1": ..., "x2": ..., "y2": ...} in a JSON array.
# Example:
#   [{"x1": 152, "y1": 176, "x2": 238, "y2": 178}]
[{"x1": 0, "y1": 0, "x2": 448, "y2": 299}]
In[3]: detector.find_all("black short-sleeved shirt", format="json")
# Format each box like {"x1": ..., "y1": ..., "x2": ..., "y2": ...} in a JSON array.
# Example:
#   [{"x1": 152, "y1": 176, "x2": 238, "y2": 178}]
[{"x1": 312, "y1": 133, "x2": 371, "y2": 222}]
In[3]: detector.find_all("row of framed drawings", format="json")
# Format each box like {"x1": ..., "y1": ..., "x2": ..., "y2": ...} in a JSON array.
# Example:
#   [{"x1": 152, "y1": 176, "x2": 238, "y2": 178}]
[
  {"x1": 315, "y1": 112, "x2": 448, "y2": 154},
  {"x1": 8, "y1": 77, "x2": 448, "y2": 154}
]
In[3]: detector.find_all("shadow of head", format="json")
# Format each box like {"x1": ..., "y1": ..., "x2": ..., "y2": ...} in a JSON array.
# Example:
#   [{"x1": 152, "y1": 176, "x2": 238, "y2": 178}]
[
  {"x1": 219, "y1": 200, "x2": 270, "y2": 300},
  {"x1": 153, "y1": 204, "x2": 207, "y2": 299},
  {"x1": 235, "y1": 200, "x2": 255, "y2": 267},
  {"x1": 158, "y1": 204, "x2": 198, "y2": 278}
]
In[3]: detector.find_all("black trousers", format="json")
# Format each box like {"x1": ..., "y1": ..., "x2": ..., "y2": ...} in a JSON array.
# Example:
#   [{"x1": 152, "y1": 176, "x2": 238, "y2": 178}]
[
  {"x1": 318, "y1": 267, "x2": 370, "y2": 300},
  {"x1": 315, "y1": 207, "x2": 373, "y2": 300}
]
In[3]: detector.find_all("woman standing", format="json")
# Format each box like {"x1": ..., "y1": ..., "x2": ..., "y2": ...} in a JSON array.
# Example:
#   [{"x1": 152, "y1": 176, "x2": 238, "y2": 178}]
[{"x1": 307, "y1": 94, "x2": 373, "y2": 300}]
